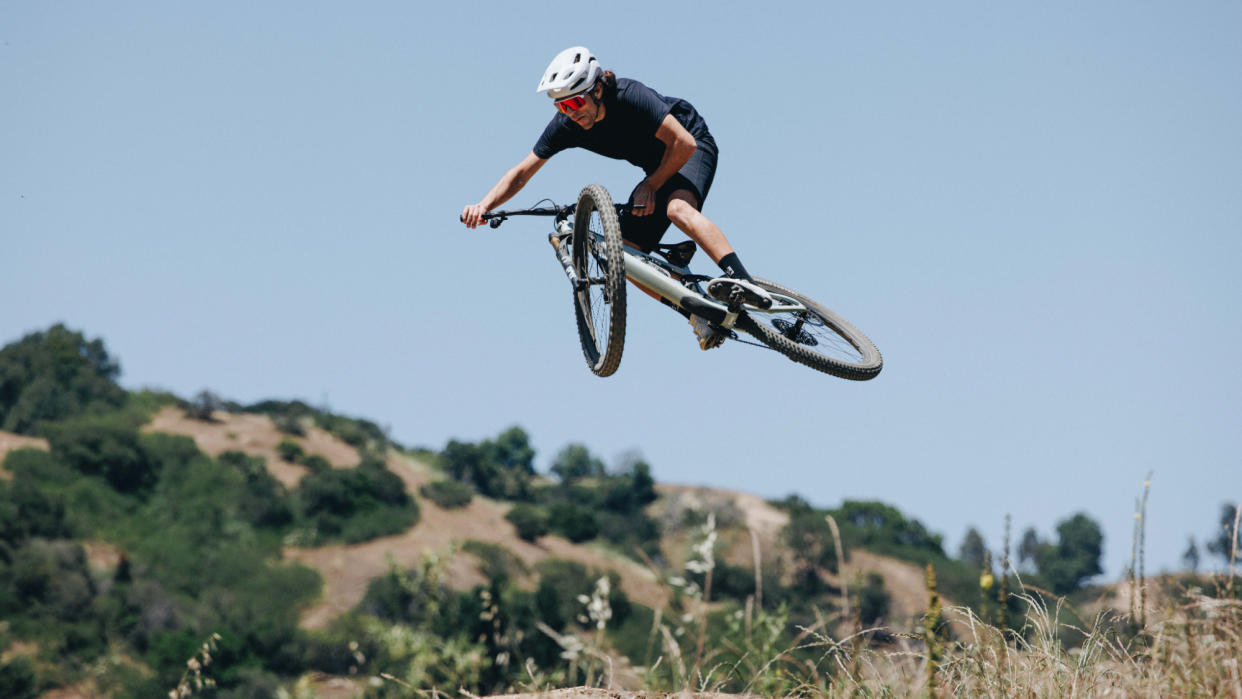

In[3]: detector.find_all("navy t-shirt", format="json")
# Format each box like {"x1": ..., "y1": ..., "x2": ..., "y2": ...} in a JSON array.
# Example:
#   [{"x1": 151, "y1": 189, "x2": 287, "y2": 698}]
[{"x1": 532, "y1": 78, "x2": 714, "y2": 176}]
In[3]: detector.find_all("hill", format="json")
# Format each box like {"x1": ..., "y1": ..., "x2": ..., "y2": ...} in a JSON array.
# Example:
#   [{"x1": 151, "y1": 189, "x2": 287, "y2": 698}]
[
  {"x1": 0, "y1": 398, "x2": 941, "y2": 698},
  {"x1": 2, "y1": 325, "x2": 1238, "y2": 698}
]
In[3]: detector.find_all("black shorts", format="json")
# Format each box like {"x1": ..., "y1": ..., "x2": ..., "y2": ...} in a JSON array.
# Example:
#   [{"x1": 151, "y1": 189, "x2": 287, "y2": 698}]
[{"x1": 620, "y1": 137, "x2": 718, "y2": 252}]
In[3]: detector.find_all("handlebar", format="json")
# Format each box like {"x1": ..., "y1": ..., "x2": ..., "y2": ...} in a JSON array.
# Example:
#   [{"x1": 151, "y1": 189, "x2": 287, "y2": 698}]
[{"x1": 460, "y1": 203, "x2": 642, "y2": 229}]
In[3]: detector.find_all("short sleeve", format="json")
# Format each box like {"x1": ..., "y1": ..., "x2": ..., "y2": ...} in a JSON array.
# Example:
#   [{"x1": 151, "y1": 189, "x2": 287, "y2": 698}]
[
  {"x1": 617, "y1": 81, "x2": 674, "y2": 133},
  {"x1": 533, "y1": 115, "x2": 574, "y2": 159}
]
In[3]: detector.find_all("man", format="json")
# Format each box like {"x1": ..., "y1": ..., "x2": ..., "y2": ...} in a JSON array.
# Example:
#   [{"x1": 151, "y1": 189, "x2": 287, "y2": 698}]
[{"x1": 462, "y1": 46, "x2": 771, "y2": 350}]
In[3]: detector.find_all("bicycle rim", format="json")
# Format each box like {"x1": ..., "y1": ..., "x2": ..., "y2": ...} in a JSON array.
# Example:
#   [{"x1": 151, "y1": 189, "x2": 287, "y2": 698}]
[
  {"x1": 571, "y1": 184, "x2": 626, "y2": 376},
  {"x1": 738, "y1": 278, "x2": 882, "y2": 380}
]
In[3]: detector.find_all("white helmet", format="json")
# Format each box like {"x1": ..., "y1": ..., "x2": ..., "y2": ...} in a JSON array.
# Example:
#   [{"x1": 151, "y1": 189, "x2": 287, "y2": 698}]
[{"x1": 536, "y1": 46, "x2": 602, "y2": 99}]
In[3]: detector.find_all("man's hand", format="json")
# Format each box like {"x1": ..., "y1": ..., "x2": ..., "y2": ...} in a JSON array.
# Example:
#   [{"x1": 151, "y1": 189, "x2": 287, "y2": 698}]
[
  {"x1": 632, "y1": 180, "x2": 656, "y2": 217},
  {"x1": 461, "y1": 203, "x2": 489, "y2": 229}
]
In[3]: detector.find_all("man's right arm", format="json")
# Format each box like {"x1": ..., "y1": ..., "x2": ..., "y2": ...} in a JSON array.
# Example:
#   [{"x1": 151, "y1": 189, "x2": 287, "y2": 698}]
[{"x1": 461, "y1": 151, "x2": 548, "y2": 229}]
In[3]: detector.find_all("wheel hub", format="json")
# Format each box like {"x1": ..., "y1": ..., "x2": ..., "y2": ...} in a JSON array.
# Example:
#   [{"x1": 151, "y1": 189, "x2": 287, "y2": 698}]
[{"x1": 772, "y1": 318, "x2": 818, "y2": 346}]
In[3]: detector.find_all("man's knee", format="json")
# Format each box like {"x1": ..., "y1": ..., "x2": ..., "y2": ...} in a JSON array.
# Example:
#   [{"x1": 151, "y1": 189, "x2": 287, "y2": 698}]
[{"x1": 665, "y1": 190, "x2": 701, "y2": 229}]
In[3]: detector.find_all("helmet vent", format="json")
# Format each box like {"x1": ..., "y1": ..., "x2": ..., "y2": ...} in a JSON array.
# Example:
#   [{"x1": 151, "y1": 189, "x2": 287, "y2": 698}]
[{"x1": 573, "y1": 53, "x2": 582, "y2": 63}]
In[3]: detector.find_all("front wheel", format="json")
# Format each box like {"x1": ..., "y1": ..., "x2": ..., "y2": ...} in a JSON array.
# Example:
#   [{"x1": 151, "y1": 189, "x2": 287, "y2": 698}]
[
  {"x1": 736, "y1": 279, "x2": 882, "y2": 380},
  {"x1": 570, "y1": 184, "x2": 626, "y2": 377}
]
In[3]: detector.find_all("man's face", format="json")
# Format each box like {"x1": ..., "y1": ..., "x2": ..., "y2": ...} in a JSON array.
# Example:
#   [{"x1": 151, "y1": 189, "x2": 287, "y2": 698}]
[{"x1": 557, "y1": 86, "x2": 603, "y2": 130}]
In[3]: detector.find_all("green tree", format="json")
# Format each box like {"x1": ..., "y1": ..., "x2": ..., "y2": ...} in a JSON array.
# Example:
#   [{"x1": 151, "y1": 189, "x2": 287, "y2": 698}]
[
  {"x1": 218, "y1": 450, "x2": 294, "y2": 528},
  {"x1": 440, "y1": 427, "x2": 534, "y2": 500},
  {"x1": 45, "y1": 416, "x2": 159, "y2": 495},
  {"x1": 1207, "y1": 502, "x2": 1240, "y2": 564},
  {"x1": 1182, "y1": 536, "x2": 1201, "y2": 573},
  {"x1": 276, "y1": 439, "x2": 305, "y2": 463},
  {"x1": 0, "y1": 477, "x2": 69, "y2": 547},
  {"x1": 548, "y1": 503, "x2": 599, "y2": 542},
  {"x1": 490, "y1": 426, "x2": 536, "y2": 475},
  {"x1": 783, "y1": 509, "x2": 838, "y2": 592},
  {"x1": 855, "y1": 572, "x2": 891, "y2": 626},
  {"x1": 1035, "y1": 512, "x2": 1104, "y2": 595},
  {"x1": 550, "y1": 443, "x2": 604, "y2": 484},
  {"x1": 959, "y1": 527, "x2": 987, "y2": 568},
  {"x1": 829, "y1": 500, "x2": 945, "y2": 559},
  {"x1": 184, "y1": 390, "x2": 224, "y2": 422},
  {"x1": 0, "y1": 324, "x2": 126, "y2": 434},
  {"x1": 1018, "y1": 527, "x2": 1041, "y2": 571}
]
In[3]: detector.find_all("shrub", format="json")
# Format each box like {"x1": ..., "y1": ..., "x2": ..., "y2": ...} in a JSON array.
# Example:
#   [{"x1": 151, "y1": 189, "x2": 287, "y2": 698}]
[
  {"x1": 710, "y1": 561, "x2": 758, "y2": 602},
  {"x1": 440, "y1": 428, "x2": 535, "y2": 500},
  {"x1": 0, "y1": 477, "x2": 69, "y2": 546},
  {"x1": 273, "y1": 412, "x2": 306, "y2": 436},
  {"x1": 0, "y1": 655, "x2": 38, "y2": 699},
  {"x1": 534, "y1": 560, "x2": 630, "y2": 632},
  {"x1": 419, "y1": 479, "x2": 473, "y2": 509},
  {"x1": 276, "y1": 439, "x2": 305, "y2": 463},
  {"x1": 0, "y1": 324, "x2": 126, "y2": 435},
  {"x1": 855, "y1": 571, "x2": 892, "y2": 626},
  {"x1": 505, "y1": 504, "x2": 549, "y2": 542},
  {"x1": 296, "y1": 458, "x2": 418, "y2": 544},
  {"x1": 461, "y1": 540, "x2": 529, "y2": 581},
  {"x1": 548, "y1": 503, "x2": 599, "y2": 543},
  {"x1": 300, "y1": 454, "x2": 332, "y2": 473},
  {"x1": 4, "y1": 540, "x2": 96, "y2": 621},
  {"x1": 45, "y1": 416, "x2": 159, "y2": 495},
  {"x1": 218, "y1": 450, "x2": 294, "y2": 528},
  {"x1": 184, "y1": 390, "x2": 225, "y2": 422}
]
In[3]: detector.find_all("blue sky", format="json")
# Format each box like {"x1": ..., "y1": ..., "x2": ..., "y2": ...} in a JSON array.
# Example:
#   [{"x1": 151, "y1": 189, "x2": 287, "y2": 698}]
[{"x1": 3, "y1": 1, "x2": 1239, "y2": 580}]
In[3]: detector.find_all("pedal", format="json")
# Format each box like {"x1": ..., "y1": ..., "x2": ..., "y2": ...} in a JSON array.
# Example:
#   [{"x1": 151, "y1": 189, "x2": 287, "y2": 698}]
[{"x1": 707, "y1": 278, "x2": 773, "y2": 310}]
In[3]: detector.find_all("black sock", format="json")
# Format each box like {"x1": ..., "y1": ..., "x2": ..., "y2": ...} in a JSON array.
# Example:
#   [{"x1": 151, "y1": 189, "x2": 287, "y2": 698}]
[{"x1": 717, "y1": 252, "x2": 753, "y2": 281}]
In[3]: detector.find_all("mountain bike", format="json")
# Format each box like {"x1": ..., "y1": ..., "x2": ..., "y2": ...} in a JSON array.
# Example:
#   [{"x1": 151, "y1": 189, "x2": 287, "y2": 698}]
[{"x1": 473, "y1": 184, "x2": 882, "y2": 380}]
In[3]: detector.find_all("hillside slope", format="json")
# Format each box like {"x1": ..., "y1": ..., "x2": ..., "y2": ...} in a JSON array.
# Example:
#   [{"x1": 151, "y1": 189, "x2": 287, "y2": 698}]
[
  {"x1": 141, "y1": 406, "x2": 669, "y2": 627},
  {"x1": 138, "y1": 405, "x2": 940, "y2": 633}
]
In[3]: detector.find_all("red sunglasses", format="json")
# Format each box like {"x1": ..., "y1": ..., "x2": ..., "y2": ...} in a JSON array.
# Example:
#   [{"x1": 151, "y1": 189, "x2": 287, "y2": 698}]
[{"x1": 555, "y1": 93, "x2": 590, "y2": 114}]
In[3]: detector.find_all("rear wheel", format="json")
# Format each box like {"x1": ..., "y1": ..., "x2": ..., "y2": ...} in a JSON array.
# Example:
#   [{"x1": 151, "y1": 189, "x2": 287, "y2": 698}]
[
  {"x1": 736, "y1": 278, "x2": 882, "y2": 380},
  {"x1": 571, "y1": 184, "x2": 626, "y2": 377}
]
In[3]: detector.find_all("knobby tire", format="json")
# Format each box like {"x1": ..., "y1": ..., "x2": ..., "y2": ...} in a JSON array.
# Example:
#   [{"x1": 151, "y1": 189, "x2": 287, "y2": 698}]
[
  {"x1": 571, "y1": 184, "x2": 626, "y2": 377},
  {"x1": 736, "y1": 278, "x2": 882, "y2": 380}
]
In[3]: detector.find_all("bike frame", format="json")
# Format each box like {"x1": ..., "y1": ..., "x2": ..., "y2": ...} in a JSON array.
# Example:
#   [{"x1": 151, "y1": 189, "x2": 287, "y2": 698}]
[
  {"x1": 480, "y1": 202, "x2": 808, "y2": 331},
  {"x1": 556, "y1": 229, "x2": 806, "y2": 331}
]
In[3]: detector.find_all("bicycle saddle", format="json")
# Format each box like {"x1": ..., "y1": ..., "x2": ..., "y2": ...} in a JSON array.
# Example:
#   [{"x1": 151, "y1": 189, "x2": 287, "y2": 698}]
[{"x1": 655, "y1": 240, "x2": 697, "y2": 268}]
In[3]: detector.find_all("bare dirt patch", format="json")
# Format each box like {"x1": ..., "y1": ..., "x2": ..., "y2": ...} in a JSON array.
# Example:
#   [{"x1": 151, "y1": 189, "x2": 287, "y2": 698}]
[
  {"x1": 143, "y1": 405, "x2": 361, "y2": 488},
  {"x1": 82, "y1": 540, "x2": 123, "y2": 573}
]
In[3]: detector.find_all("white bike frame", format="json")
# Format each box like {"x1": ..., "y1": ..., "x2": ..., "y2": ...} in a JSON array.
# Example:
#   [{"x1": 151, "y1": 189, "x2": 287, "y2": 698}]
[{"x1": 553, "y1": 228, "x2": 806, "y2": 332}]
